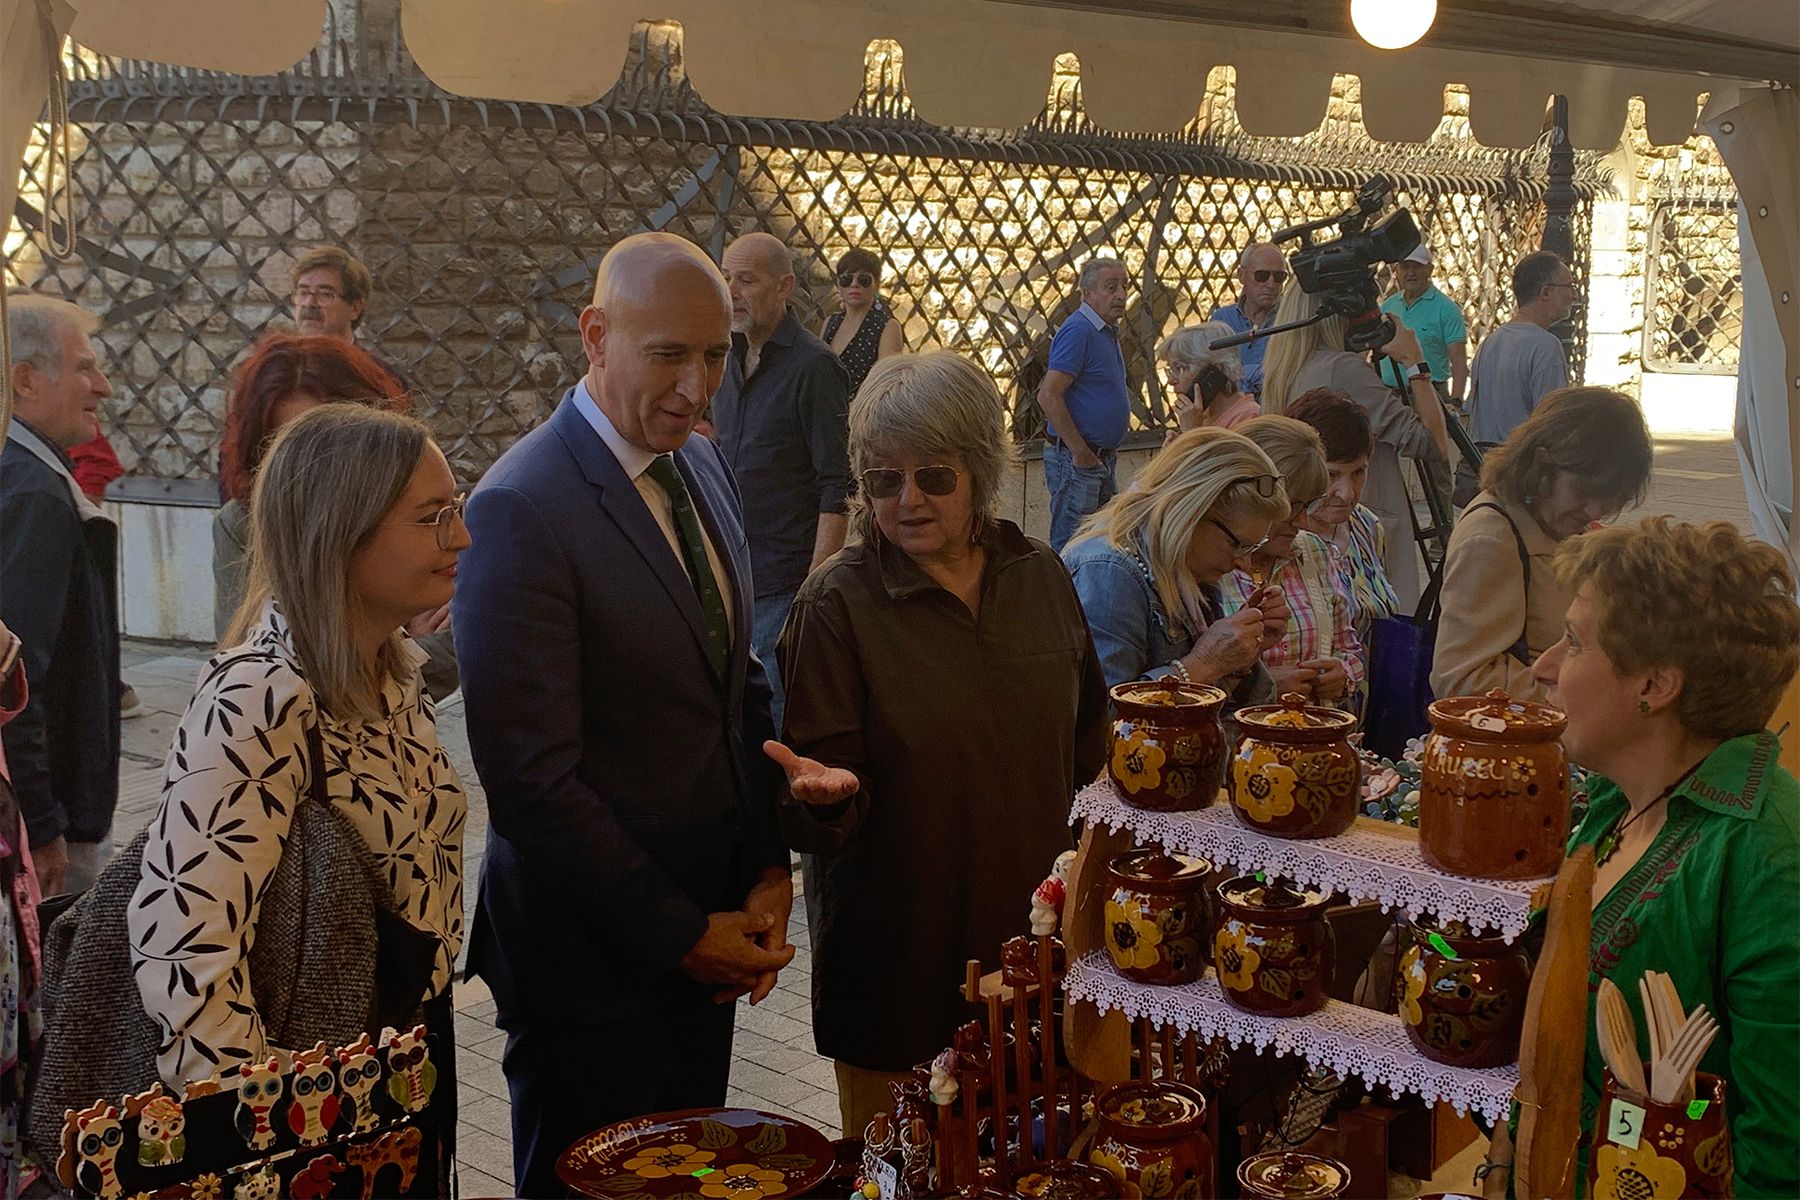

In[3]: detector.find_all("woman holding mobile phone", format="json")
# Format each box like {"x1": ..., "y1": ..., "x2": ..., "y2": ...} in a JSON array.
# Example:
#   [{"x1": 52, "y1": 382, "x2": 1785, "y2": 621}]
[{"x1": 1157, "y1": 321, "x2": 1260, "y2": 434}]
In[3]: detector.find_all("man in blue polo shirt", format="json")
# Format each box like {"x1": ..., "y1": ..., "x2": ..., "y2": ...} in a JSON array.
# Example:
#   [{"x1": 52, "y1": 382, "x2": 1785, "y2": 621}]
[
  {"x1": 1207, "y1": 242, "x2": 1287, "y2": 399},
  {"x1": 1378, "y1": 244, "x2": 1469, "y2": 408},
  {"x1": 1037, "y1": 257, "x2": 1130, "y2": 551}
]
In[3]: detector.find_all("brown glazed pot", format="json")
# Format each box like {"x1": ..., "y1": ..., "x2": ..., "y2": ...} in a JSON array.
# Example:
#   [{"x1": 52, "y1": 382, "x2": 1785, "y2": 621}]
[
  {"x1": 1420, "y1": 689, "x2": 1571, "y2": 879},
  {"x1": 1109, "y1": 680, "x2": 1229, "y2": 813},
  {"x1": 1235, "y1": 1151, "x2": 1352, "y2": 1199},
  {"x1": 1586, "y1": 1071, "x2": 1732, "y2": 1199},
  {"x1": 1397, "y1": 916, "x2": 1532, "y2": 1068},
  {"x1": 1104, "y1": 849, "x2": 1214, "y2": 986},
  {"x1": 1088, "y1": 1080, "x2": 1215, "y2": 1199},
  {"x1": 1212, "y1": 878, "x2": 1335, "y2": 1017},
  {"x1": 1009, "y1": 1159, "x2": 1123, "y2": 1199},
  {"x1": 1230, "y1": 694, "x2": 1361, "y2": 839}
]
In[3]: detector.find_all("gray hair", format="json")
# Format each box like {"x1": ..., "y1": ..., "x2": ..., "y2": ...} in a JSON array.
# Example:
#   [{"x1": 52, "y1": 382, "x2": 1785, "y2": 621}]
[
  {"x1": 848, "y1": 351, "x2": 1015, "y2": 545},
  {"x1": 1078, "y1": 258, "x2": 1125, "y2": 292},
  {"x1": 1156, "y1": 321, "x2": 1243, "y2": 386},
  {"x1": 226, "y1": 404, "x2": 431, "y2": 720},
  {"x1": 5, "y1": 293, "x2": 98, "y2": 378}
]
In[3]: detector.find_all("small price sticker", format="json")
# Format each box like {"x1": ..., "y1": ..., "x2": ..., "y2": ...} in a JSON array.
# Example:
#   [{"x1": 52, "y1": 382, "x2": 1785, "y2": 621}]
[
  {"x1": 1608, "y1": 1098, "x2": 1646, "y2": 1149},
  {"x1": 1427, "y1": 932, "x2": 1461, "y2": 961},
  {"x1": 1686, "y1": 1099, "x2": 1710, "y2": 1120}
]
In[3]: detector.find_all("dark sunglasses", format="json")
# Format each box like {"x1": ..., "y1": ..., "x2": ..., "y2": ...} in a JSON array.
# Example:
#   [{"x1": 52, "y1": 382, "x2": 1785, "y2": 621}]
[
  {"x1": 1250, "y1": 269, "x2": 1289, "y2": 284},
  {"x1": 1227, "y1": 474, "x2": 1281, "y2": 497},
  {"x1": 861, "y1": 465, "x2": 960, "y2": 499},
  {"x1": 837, "y1": 271, "x2": 876, "y2": 288}
]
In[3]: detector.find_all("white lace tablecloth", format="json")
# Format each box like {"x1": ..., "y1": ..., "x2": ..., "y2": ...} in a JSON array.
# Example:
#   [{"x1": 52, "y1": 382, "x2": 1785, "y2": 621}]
[
  {"x1": 1073, "y1": 781, "x2": 1550, "y2": 940},
  {"x1": 1065, "y1": 952, "x2": 1519, "y2": 1122}
]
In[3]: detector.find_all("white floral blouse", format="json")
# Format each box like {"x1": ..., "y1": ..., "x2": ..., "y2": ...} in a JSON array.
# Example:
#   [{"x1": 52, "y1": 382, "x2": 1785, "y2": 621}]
[{"x1": 128, "y1": 603, "x2": 466, "y2": 1086}]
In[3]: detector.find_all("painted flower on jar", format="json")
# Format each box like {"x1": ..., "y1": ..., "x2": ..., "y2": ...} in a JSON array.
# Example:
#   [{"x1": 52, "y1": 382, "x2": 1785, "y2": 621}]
[
  {"x1": 1105, "y1": 894, "x2": 1165, "y2": 970},
  {"x1": 699, "y1": 1163, "x2": 789, "y2": 1200},
  {"x1": 1214, "y1": 919, "x2": 1262, "y2": 993},
  {"x1": 1593, "y1": 1139, "x2": 1687, "y2": 1199},
  {"x1": 624, "y1": 1142, "x2": 717, "y2": 1179},
  {"x1": 1233, "y1": 746, "x2": 1298, "y2": 821},
  {"x1": 1399, "y1": 945, "x2": 1427, "y2": 1026},
  {"x1": 1112, "y1": 726, "x2": 1167, "y2": 794},
  {"x1": 1088, "y1": 1148, "x2": 1128, "y2": 1185}
]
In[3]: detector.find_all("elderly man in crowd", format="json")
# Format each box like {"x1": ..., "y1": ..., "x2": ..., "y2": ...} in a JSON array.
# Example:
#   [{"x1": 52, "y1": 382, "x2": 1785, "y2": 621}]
[
  {"x1": 1208, "y1": 241, "x2": 1288, "y2": 399},
  {"x1": 454, "y1": 233, "x2": 795, "y2": 1197},
  {"x1": 1467, "y1": 250, "x2": 1573, "y2": 446},
  {"x1": 1037, "y1": 256, "x2": 1131, "y2": 551},
  {"x1": 1379, "y1": 244, "x2": 1468, "y2": 409},
  {"x1": 711, "y1": 232, "x2": 852, "y2": 729},
  {"x1": 289, "y1": 244, "x2": 408, "y2": 387},
  {"x1": 0, "y1": 295, "x2": 120, "y2": 896}
]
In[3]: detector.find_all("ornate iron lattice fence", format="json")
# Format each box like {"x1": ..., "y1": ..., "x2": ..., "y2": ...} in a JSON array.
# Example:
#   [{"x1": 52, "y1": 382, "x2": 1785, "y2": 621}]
[
  {"x1": 6, "y1": 19, "x2": 1603, "y2": 482},
  {"x1": 1644, "y1": 196, "x2": 1741, "y2": 375}
]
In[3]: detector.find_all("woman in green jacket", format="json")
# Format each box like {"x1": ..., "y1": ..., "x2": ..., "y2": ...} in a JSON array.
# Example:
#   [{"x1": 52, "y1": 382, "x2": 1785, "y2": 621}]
[{"x1": 1500, "y1": 517, "x2": 1799, "y2": 1197}]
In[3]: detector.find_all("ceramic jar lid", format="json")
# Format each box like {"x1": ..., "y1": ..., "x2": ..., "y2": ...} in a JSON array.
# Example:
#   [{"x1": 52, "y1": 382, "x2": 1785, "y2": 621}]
[
  {"x1": 1107, "y1": 848, "x2": 1213, "y2": 892},
  {"x1": 1428, "y1": 688, "x2": 1567, "y2": 741},
  {"x1": 1217, "y1": 875, "x2": 1331, "y2": 914},
  {"x1": 1110, "y1": 679, "x2": 1228, "y2": 711},
  {"x1": 1236, "y1": 692, "x2": 1358, "y2": 740},
  {"x1": 1095, "y1": 1080, "x2": 1207, "y2": 1139},
  {"x1": 1236, "y1": 1151, "x2": 1352, "y2": 1198}
]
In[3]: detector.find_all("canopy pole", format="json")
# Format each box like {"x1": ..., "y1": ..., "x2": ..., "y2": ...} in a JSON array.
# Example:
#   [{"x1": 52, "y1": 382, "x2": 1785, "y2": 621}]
[{"x1": 1542, "y1": 94, "x2": 1578, "y2": 369}]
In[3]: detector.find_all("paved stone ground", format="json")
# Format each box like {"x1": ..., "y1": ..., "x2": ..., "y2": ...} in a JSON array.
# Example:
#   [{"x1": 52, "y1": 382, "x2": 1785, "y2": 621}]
[{"x1": 105, "y1": 432, "x2": 1751, "y2": 1193}]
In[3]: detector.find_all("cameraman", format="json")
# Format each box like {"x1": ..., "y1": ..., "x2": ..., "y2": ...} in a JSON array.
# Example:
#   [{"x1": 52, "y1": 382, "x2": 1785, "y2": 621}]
[{"x1": 1262, "y1": 284, "x2": 1451, "y2": 608}]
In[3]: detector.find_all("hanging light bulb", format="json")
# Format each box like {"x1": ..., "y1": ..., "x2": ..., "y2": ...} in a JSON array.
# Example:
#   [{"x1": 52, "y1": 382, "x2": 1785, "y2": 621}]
[{"x1": 1350, "y1": 0, "x2": 1438, "y2": 50}]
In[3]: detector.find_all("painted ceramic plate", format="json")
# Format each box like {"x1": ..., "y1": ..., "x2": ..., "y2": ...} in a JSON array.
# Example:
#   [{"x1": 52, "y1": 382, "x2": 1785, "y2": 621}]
[{"x1": 556, "y1": 1107, "x2": 834, "y2": 1200}]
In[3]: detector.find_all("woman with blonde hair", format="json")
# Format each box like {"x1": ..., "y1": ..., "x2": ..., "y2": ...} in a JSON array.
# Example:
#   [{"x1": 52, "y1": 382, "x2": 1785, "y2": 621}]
[
  {"x1": 124, "y1": 405, "x2": 468, "y2": 1183},
  {"x1": 1432, "y1": 386, "x2": 1652, "y2": 701},
  {"x1": 1062, "y1": 427, "x2": 1292, "y2": 693},
  {"x1": 767, "y1": 351, "x2": 1107, "y2": 1134},
  {"x1": 1219, "y1": 416, "x2": 1363, "y2": 709},
  {"x1": 1260, "y1": 284, "x2": 1451, "y2": 607},
  {"x1": 1479, "y1": 517, "x2": 1799, "y2": 1198},
  {"x1": 1157, "y1": 321, "x2": 1259, "y2": 432}
]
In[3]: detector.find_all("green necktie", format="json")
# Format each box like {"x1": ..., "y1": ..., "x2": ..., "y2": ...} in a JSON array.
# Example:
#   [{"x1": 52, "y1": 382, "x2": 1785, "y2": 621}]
[{"x1": 645, "y1": 454, "x2": 730, "y2": 678}]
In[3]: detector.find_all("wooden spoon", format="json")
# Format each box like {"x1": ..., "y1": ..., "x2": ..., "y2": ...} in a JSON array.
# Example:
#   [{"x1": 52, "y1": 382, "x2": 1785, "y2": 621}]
[
  {"x1": 1637, "y1": 975, "x2": 1666, "y2": 1067},
  {"x1": 1597, "y1": 979, "x2": 1648, "y2": 1098}
]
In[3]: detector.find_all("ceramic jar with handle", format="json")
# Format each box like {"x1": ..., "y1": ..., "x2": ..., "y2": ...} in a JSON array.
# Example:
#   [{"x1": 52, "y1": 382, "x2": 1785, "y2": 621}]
[
  {"x1": 1088, "y1": 1080, "x2": 1215, "y2": 1199},
  {"x1": 1230, "y1": 693, "x2": 1361, "y2": 838},
  {"x1": 1212, "y1": 877, "x2": 1335, "y2": 1017},
  {"x1": 1398, "y1": 916, "x2": 1533, "y2": 1068},
  {"x1": 1108, "y1": 680, "x2": 1228, "y2": 812},
  {"x1": 1420, "y1": 689, "x2": 1571, "y2": 879},
  {"x1": 1104, "y1": 849, "x2": 1213, "y2": 986},
  {"x1": 1236, "y1": 1151, "x2": 1352, "y2": 1199}
]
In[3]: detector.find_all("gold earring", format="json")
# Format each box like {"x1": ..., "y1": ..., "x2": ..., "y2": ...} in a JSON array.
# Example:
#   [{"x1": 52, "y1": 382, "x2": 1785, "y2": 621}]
[{"x1": 1638, "y1": 700, "x2": 1651, "y2": 717}]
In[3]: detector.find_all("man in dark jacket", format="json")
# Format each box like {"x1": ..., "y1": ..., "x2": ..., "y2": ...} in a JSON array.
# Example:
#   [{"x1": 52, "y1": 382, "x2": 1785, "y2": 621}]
[{"x1": 1, "y1": 294, "x2": 119, "y2": 896}]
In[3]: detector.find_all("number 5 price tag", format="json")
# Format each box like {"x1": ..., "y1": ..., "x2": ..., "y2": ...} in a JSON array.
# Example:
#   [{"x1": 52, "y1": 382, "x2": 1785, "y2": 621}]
[{"x1": 1608, "y1": 1098, "x2": 1646, "y2": 1150}]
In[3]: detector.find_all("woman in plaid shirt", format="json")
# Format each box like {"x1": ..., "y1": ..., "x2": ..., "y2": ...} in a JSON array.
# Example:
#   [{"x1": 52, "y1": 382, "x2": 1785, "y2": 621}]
[{"x1": 1219, "y1": 415, "x2": 1366, "y2": 712}]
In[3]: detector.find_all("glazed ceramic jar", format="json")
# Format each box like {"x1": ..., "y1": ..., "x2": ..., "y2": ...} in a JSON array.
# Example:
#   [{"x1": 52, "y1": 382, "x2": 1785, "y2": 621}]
[
  {"x1": 1104, "y1": 849, "x2": 1214, "y2": 986},
  {"x1": 1398, "y1": 917, "x2": 1532, "y2": 1068},
  {"x1": 1236, "y1": 1152, "x2": 1352, "y2": 1199},
  {"x1": 1009, "y1": 1160, "x2": 1122, "y2": 1199},
  {"x1": 1212, "y1": 877, "x2": 1335, "y2": 1017},
  {"x1": 1230, "y1": 694, "x2": 1361, "y2": 839},
  {"x1": 1420, "y1": 689, "x2": 1571, "y2": 879},
  {"x1": 1587, "y1": 1071, "x2": 1732, "y2": 1199},
  {"x1": 1109, "y1": 680, "x2": 1228, "y2": 812},
  {"x1": 1088, "y1": 1080, "x2": 1215, "y2": 1199}
]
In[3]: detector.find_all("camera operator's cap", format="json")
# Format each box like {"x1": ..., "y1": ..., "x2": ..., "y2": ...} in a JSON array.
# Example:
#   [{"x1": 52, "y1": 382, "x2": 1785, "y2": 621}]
[{"x1": 1402, "y1": 244, "x2": 1433, "y2": 266}]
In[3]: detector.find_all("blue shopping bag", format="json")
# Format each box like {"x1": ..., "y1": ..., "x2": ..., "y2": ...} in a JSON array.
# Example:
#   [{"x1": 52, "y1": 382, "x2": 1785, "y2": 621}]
[{"x1": 1361, "y1": 564, "x2": 1443, "y2": 761}]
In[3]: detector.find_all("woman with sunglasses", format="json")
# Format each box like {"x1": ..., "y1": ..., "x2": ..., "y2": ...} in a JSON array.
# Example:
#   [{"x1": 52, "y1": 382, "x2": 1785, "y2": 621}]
[
  {"x1": 214, "y1": 333, "x2": 460, "y2": 700},
  {"x1": 1062, "y1": 428, "x2": 1292, "y2": 695},
  {"x1": 1432, "y1": 386, "x2": 1652, "y2": 702},
  {"x1": 1158, "y1": 321, "x2": 1261, "y2": 434},
  {"x1": 765, "y1": 351, "x2": 1107, "y2": 1135},
  {"x1": 128, "y1": 406, "x2": 468, "y2": 1178},
  {"x1": 820, "y1": 248, "x2": 904, "y2": 398},
  {"x1": 1218, "y1": 416, "x2": 1362, "y2": 708},
  {"x1": 1261, "y1": 283, "x2": 1453, "y2": 609}
]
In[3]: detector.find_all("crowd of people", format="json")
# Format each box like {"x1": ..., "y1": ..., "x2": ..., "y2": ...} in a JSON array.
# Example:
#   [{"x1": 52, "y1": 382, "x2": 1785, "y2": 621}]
[{"x1": 0, "y1": 228, "x2": 1794, "y2": 1199}]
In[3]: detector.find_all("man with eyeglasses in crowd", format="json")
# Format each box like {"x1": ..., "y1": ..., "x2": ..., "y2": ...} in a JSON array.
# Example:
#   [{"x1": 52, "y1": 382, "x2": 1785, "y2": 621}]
[
  {"x1": 1208, "y1": 242, "x2": 1288, "y2": 400},
  {"x1": 289, "y1": 245, "x2": 410, "y2": 390},
  {"x1": 1466, "y1": 250, "x2": 1574, "y2": 447}
]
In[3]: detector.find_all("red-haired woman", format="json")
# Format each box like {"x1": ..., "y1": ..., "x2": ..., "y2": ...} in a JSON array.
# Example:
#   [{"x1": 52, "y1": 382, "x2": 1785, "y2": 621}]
[{"x1": 212, "y1": 335, "x2": 457, "y2": 697}]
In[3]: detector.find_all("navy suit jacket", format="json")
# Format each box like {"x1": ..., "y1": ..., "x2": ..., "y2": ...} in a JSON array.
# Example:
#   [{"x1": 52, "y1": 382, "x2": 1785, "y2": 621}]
[{"x1": 453, "y1": 392, "x2": 787, "y2": 1025}]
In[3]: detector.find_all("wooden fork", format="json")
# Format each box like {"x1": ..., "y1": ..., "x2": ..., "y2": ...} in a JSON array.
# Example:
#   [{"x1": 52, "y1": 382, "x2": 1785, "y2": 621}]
[
  {"x1": 1597, "y1": 978, "x2": 1647, "y2": 1097},
  {"x1": 1652, "y1": 1007, "x2": 1718, "y2": 1104}
]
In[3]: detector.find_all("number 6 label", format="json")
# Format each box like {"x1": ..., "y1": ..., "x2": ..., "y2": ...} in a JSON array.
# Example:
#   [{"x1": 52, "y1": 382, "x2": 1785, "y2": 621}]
[{"x1": 1608, "y1": 1098, "x2": 1646, "y2": 1149}]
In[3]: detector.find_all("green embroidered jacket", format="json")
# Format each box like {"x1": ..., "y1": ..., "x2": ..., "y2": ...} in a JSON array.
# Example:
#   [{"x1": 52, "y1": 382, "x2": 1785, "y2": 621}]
[{"x1": 1572, "y1": 730, "x2": 1799, "y2": 1197}]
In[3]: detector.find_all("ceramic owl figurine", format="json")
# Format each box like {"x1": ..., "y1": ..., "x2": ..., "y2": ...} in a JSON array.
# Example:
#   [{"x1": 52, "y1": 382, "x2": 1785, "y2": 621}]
[
  {"x1": 384, "y1": 1025, "x2": 437, "y2": 1114},
  {"x1": 287, "y1": 1043, "x2": 341, "y2": 1146},
  {"x1": 233, "y1": 1058, "x2": 285, "y2": 1151},
  {"x1": 65, "y1": 1101, "x2": 125, "y2": 1200},
  {"x1": 338, "y1": 1033, "x2": 383, "y2": 1133},
  {"x1": 125, "y1": 1086, "x2": 187, "y2": 1167},
  {"x1": 233, "y1": 1163, "x2": 280, "y2": 1200}
]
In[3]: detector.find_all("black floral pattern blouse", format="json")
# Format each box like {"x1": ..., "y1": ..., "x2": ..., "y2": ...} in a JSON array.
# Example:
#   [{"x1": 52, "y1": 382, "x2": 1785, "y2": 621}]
[{"x1": 128, "y1": 603, "x2": 466, "y2": 1085}]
